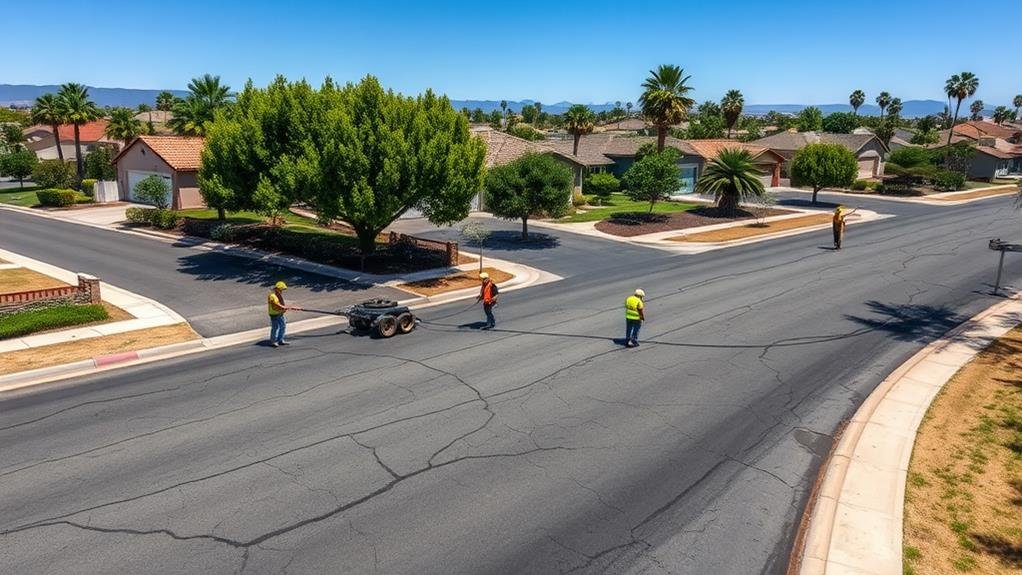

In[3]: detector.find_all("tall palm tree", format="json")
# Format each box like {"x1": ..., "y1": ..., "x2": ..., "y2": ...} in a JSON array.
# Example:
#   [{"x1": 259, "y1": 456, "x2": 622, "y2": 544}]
[
  {"x1": 156, "y1": 91, "x2": 177, "y2": 111},
  {"x1": 105, "y1": 108, "x2": 143, "y2": 146},
  {"x1": 992, "y1": 106, "x2": 1013, "y2": 125},
  {"x1": 187, "y1": 74, "x2": 231, "y2": 109},
  {"x1": 969, "y1": 99, "x2": 985, "y2": 121},
  {"x1": 626, "y1": 102, "x2": 633, "y2": 117},
  {"x1": 639, "y1": 64, "x2": 695, "y2": 151},
  {"x1": 721, "y1": 89, "x2": 744, "y2": 139},
  {"x1": 31, "y1": 93, "x2": 65, "y2": 162},
  {"x1": 944, "y1": 72, "x2": 980, "y2": 147},
  {"x1": 887, "y1": 97, "x2": 903, "y2": 118},
  {"x1": 875, "y1": 92, "x2": 892, "y2": 120},
  {"x1": 167, "y1": 97, "x2": 213, "y2": 136},
  {"x1": 564, "y1": 104, "x2": 595, "y2": 156},
  {"x1": 57, "y1": 83, "x2": 99, "y2": 179},
  {"x1": 695, "y1": 148, "x2": 766, "y2": 218},
  {"x1": 849, "y1": 90, "x2": 865, "y2": 116},
  {"x1": 1013, "y1": 94, "x2": 1022, "y2": 120}
]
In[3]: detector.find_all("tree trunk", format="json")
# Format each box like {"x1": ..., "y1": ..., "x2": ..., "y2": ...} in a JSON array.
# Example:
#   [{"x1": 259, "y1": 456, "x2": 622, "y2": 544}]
[
  {"x1": 946, "y1": 100, "x2": 962, "y2": 156},
  {"x1": 521, "y1": 217, "x2": 529, "y2": 241},
  {"x1": 52, "y1": 124, "x2": 64, "y2": 162},
  {"x1": 217, "y1": 207, "x2": 226, "y2": 221},
  {"x1": 812, "y1": 186, "x2": 820, "y2": 205},
  {"x1": 726, "y1": 126, "x2": 732, "y2": 139},
  {"x1": 358, "y1": 230, "x2": 377, "y2": 255},
  {"x1": 656, "y1": 127, "x2": 666, "y2": 151},
  {"x1": 73, "y1": 123, "x2": 84, "y2": 180},
  {"x1": 718, "y1": 193, "x2": 739, "y2": 218},
  {"x1": 648, "y1": 198, "x2": 656, "y2": 213},
  {"x1": 572, "y1": 134, "x2": 580, "y2": 156}
]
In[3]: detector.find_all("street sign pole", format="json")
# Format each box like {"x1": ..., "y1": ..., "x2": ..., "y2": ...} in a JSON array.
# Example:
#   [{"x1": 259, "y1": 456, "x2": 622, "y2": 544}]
[
  {"x1": 994, "y1": 249, "x2": 1006, "y2": 296},
  {"x1": 988, "y1": 238, "x2": 1021, "y2": 296}
]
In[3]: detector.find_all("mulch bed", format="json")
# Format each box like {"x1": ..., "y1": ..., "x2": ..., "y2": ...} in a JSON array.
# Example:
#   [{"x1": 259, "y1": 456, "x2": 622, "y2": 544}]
[{"x1": 594, "y1": 206, "x2": 793, "y2": 237}]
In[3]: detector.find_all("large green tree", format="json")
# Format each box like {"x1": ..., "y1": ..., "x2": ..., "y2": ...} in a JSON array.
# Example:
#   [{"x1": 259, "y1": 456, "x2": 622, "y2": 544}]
[
  {"x1": 105, "y1": 107, "x2": 143, "y2": 146},
  {"x1": 639, "y1": 65, "x2": 695, "y2": 151},
  {"x1": 796, "y1": 106, "x2": 823, "y2": 131},
  {"x1": 564, "y1": 104, "x2": 595, "y2": 156},
  {"x1": 156, "y1": 91, "x2": 177, "y2": 111},
  {"x1": 200, "y1": 76, "x2": 486, "y2": 253},
  {"x1": 849, "y1": 90, "x2": 865, "y2": 116},
  {"x1": 0, "y1": 149, "x2": 38, "y2": 187},
  {"x1": 485, "y1": 152, "x2": 572, "y2": 240},
  {"x1": 822, "y1": 111, "x2": 858, "y2": 134},
  {"x1": 720, "y1": 90, "x2": 744, "y2": 138},
  {"x1": 623, "y1": 148, "x2": 681, "y2": 212},
  {"x1": 789, "y1": 142, "x2": 857, "y2": 204},
  {"x1": 695, "y1": 148, "x2": 766, "y2": 217},
  {"x1": 944, "y1": 72, "x2": 979, "y2": 147},
  {"x1": 31, "y1": 94, "x2": 65, "y2": 162},
  {"x1": 56, "y1": 83, "x2": 100, "y2": 179}
]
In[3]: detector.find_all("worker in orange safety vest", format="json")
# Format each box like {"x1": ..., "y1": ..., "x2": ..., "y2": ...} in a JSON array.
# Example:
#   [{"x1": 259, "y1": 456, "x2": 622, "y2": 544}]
[{"x1": 477, "y1": 272, "x2": 499, "y2": 330}]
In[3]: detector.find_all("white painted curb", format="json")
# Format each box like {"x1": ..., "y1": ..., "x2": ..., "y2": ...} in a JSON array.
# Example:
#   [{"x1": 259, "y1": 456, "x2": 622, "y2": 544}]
[{"x1": 797, "y1": 291, "x2": 1022, "y2": 575}]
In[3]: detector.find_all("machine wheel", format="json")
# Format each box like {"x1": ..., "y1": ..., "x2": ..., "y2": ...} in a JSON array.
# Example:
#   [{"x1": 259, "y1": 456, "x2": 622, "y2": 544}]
[
  {"x1": 351, "y1": 318, "x2": 371, "y2": 331},
  {"x1": 362, "y1": 299, "x2": 399, "y2": 310},
  {"x1": 376, "y1": 315, "x2": 398, "y2": 338},
  {"x1": 396, "y1": 312, "x2": 416, "y2": 334}
]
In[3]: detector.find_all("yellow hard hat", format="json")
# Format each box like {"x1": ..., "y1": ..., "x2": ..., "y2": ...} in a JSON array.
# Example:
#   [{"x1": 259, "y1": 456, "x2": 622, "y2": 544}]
[
  {"x1": 479, "y1": 272, "x2": 489, "y2": 279},
  {"x1": 635, "y1": 288, "x2": 645, "y2": 297},
  {"x1": 275, "y1": 281, "x2": 288, "y2": 290}
]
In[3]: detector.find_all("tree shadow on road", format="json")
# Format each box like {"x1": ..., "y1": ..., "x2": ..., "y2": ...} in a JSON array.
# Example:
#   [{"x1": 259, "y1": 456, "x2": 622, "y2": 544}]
[
  {"x1": 777, "y1": 198, "x2": 841, "y2": 209},
  {"x1": 175, "y1": 252, "x2": 371, "y2": 293},
  {"x1": 844, "y1": 301, "x2": 963, "y2": 343},
  {"x1": 476, "y1": 231, "x2": 560, "y2": 251}
]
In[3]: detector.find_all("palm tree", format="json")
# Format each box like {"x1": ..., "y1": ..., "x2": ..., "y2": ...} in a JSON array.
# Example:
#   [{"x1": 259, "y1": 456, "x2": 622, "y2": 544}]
[
  {"x1": 695, "y1": 148, "x2": 766, "y2": 218},
  {"x1": 887, "y1": 97, "x2": 903, "y2": 118},
  {"x1": 626, "y1": 102, "x2": 633, "y2": 117},
  {"x1": 137, "y1": 103, "x2": 152, "y2": 122},
  {"x1": 1014, "y1": 94, "x2": 1022, "y2": 120},
  {"x1": 564, "y1": 104, "x2": 595, "y2": 156},
  {"x1": 57, "y1": 83, "x2": 99, "y2": 179},
  {"x1": 500, "y1": 100, "x2": 508, "y2": 126},
  {"x1": 849, "y1": 90, "x2": 865, "y2": 116},
  {"x1": 167, "y1": 97, "x2": 212, "y2": 136},
  {"x1": 105, "y1": 108, "x2": 143, "y2": 146},
  {"x1": 187, "y1": 74, "x2": 231, "y2": 109},
  {"x1": 639, "y1": 64, "x2": 695, "y2": 151},
  {"x1": 944, "y1": 72, "x2": 980, "y2": 147},
  {"x1": 875, "y1": 92, "x2": 892, "y2": 120},
  {"x1": 992, "y1": 106, "x2": 1013, "y2": 125},
  {"x1": 31, "y1": 93, "x2": 65, "y2": 162},
  {"x1": 156, "y1": 91, "x2": 177, "y2": 111},
  {"x1": 969, "y1": 99, "x2": 985, "y2": 121},
  {"x1": 721, "y1": 89, "x2": 744, "y2": 139}
]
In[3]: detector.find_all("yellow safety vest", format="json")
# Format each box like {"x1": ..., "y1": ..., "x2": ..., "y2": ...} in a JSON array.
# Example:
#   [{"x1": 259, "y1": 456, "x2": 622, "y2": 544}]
[
  {"x1": 268, "y1": 292, "x2": 285, "y2": 316},
  {"x1": 625, "y1": 295, "x2": 643, "y2": 320}
]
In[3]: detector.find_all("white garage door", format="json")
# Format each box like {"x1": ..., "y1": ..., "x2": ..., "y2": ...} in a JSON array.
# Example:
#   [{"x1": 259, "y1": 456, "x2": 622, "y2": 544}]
[
  {"x1": 127, "y1": 171, "x2": 172, "y2": 206},
  {"x1": 857, "y1": 158, "x2": 876, "y2": 179}
]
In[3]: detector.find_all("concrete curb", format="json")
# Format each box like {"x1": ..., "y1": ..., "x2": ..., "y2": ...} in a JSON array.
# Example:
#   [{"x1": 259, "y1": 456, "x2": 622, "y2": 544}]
[
  {"x1": 778, "y1": 184, "x2": 1017, "y2": 207},
  {"x1": 797, "y1": 291, "x2": 1022, "y2": 575}
]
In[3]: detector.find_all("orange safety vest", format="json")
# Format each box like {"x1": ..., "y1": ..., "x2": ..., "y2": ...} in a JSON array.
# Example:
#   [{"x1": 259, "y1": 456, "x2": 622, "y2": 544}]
[{"x1": 481, "y1": 282, "x2": 496, "y2": 304}]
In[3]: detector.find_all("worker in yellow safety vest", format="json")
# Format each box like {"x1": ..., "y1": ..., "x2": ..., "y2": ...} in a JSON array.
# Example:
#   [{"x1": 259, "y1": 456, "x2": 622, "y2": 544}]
[
  {"x1": 268, "y1": 281, "x2": 302, "y2": 347},
  {"x1": 624, "y1": 289, "x2": 645, "y2": 347},
  {"x1": 832, "y1": 206, "x2": 857, "y2": 250}
]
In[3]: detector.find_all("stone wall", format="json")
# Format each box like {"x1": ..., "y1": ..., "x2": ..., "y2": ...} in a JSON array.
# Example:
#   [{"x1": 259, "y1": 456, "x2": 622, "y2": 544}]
[{"x1": 0, "y1": 273, "x2": 102, "y2": 316}]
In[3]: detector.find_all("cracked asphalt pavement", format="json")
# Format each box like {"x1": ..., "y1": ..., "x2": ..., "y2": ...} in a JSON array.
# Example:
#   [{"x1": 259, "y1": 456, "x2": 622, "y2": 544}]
[{"x1": 2, "y1": 193, "x2": 1021, "y2": 574}]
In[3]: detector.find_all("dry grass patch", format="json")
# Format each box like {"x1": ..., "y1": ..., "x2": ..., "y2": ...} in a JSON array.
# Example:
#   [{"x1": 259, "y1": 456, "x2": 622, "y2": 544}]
[
  {"x1": 930, "y1": 187, "x2": 1018, "y2": 202},
  {"x1": 399, "y1": 267, "x2": 514, "y2": 297},
  {"x1": 903, "y1": 326, "x2": 1022, "y2": 575},
  {"x1": 0, "y1": 323, "x2": 198, "y2": 375},
  {"x1": 669, "y1": 213, "x2": 833, "y2": 243},
  {"x1": 0, "y1": 267, "x2": 69, "y2": 293}
]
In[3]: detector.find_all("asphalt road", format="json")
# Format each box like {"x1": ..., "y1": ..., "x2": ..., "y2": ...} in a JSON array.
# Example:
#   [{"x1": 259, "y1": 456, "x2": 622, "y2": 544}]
[
  {"x1": 0, "y1": 209, "x2": 406, "y2": 336},
  {"x1": 2, "y1": 194, "x2": 1021, "y2": 574}
]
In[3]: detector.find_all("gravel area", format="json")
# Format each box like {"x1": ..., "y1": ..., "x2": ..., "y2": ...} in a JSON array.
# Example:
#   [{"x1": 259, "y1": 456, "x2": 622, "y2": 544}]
[{"x1": 594, "y1": 206, "x2": 793, "y2": 237}]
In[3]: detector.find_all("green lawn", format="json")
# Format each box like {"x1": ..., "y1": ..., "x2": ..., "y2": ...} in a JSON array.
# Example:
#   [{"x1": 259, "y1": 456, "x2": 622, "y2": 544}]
[
  {"x1": 0, "y1": 188, "x2": 42, "y2": 207},
  {"x1": 177, "y1": 208, "x2": 363, "y2": 249},
  {"x1": 559, "y1": 193, "x2": 699, "y2": 223},
  {"x1": 0, "y1": 303, "x2": 109, "y2": 340}
]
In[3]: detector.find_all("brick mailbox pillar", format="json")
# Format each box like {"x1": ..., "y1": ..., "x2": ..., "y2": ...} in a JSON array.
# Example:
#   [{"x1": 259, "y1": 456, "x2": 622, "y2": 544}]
[{"x1": 77, "y1": 273, "x2": 102, "y2": 304}]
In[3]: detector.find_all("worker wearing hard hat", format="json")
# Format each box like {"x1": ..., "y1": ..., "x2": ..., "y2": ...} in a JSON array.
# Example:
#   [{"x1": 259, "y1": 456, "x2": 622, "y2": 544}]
[
  {"x1": 477, "y1": 272, "x2": 499, "y2": 330},
  {"x1": 268, "y1": 281, "x2": 302, "y2": 347},
  {"x1": 625, "y1": 289, "x2": 645, "y2": 348},
  {"x1": 832, "y1": 206, "x2": 857, "y2": 250}
]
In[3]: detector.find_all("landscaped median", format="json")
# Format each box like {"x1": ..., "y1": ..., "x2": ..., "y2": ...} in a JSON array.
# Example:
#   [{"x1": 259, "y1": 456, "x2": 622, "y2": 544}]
[
  {"x1": 398, "y1": 266, "x2": 514, "y2": 296},
  {"x1": 668, "y1": 213, "x2": 833, "y2": 243}
]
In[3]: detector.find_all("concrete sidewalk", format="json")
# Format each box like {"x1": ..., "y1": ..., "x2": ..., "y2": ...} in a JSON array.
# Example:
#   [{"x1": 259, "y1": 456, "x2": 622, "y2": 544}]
[
  {"x1": 777, "y1": 184, "x2": 1017, "y2": 207},
  {"x1": 798, "y1": 291, "x2": 1022, "y2": 575},
  {"x1": 0, "y1": 247, "x2": 186, "y2": 354}
]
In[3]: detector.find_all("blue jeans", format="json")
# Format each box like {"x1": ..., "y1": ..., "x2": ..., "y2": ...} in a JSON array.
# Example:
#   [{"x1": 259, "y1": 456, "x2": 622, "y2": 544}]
[
  {"x1": 483, "y1": 304, "x2": 495, "y2": 327},
  {"x1": 625, "y1": 319, "x2": 641, "y2": 343},
  {"x1": 270, "y1": 314, "x2": 287, "y2": 343}
]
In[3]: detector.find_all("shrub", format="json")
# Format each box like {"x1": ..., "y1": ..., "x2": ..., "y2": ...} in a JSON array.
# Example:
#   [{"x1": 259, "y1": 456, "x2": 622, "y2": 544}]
[
  {"x1": 125, "y1": 206, "x2": 148, "y2": 224},
  {"x1": 875, "y1": 182, "x2": 920, "y2": 196},
  {"x1": 133, "y1": 175, "x2": 171, "y2": 209},
  {"x1": 933, "y1": 170, "x2": 966, "y2": 192},
  {"x1": 210, "y1": 224, "x2": 237, "y2": 242},
  {"x1": 0, "y1": 304, "x2": 109, "y2": 340},
  {"x1": 32, "y1": 159, "x2": 75, "y2": 189},
  {"x1": 79, "y1": 178, "x2": 97, "y2": 196},
  {"x1": 585, "y1": 172, "x2": 620, "y2": 199},
  {"x1": 508, "y1": 123, "x2": 545, "y2": 141},
  {"x1": 888, "y1": 147, "x2": 934, "y2": 169},
  {"x1": 571, "y1": 194, "x2": 589, "y2": 207},
  {"x1": 83, "y1": 147, "x2": 117, "y2": 180},
  {"x1": 850, "y1": 179, "x2": 869, "y2": 191},
  {"x1": 150, "y1": 209, "x2": 180, "y2": 229},
  {"x1": 36, "y1": 189, "x2": 78, "y2": 207}
]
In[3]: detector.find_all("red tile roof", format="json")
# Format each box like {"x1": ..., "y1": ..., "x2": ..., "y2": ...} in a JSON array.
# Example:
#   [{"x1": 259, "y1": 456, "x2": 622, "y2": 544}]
[
  {"x1": 113, "y1": 135, "x2": 205, "y2": 171},
  {"x1": 23, "y1": 120, "x2": 112, "y2": 143},
  {"x1": 953, "y1": 121, "x2": 1021, "y2": 140}
]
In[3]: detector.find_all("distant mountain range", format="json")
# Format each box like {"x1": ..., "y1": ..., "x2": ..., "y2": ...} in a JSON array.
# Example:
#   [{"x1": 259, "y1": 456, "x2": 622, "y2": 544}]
[{"x1": 0, "y1": 85, "x2": 979, "y2": 118}]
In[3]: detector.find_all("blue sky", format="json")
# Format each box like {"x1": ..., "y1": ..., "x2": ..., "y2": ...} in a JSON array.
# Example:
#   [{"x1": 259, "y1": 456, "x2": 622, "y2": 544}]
[{"x1": 6, "y1": 0, "x2": 1021, "y2": 106}]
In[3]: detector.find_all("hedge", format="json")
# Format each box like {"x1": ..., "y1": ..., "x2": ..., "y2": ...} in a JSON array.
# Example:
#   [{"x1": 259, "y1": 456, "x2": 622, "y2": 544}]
[
  {"x1": 125, "y1": 207, "x2": 181, "y2": 229},
  {"x1": 933, "y1": 170, "x2": 966, "y2": 192},
  {"x1": 36, "y1": 189, "x2": 78, "y2": 207},
  {"x1": 80, "y1": 178, "x2": 97, "y2": 196},
  {"x1": 0, "y1": 304, "x2": 109, "y2": 340}
]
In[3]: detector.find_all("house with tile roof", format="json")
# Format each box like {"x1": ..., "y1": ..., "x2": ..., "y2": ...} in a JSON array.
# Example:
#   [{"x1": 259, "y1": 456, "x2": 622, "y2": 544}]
[
  {"x1": 924, "y1": 122, "x2": 1022, "y2": 180},
  {"x1": 752, "y1": 131, "x2": 889, "y2": 179},
  {"x1": 111, "y1": 135, "x2": 205, "y2": 209},
  {"x1": 22, "y1": 120, "x2": 120, "y2": 160}
]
